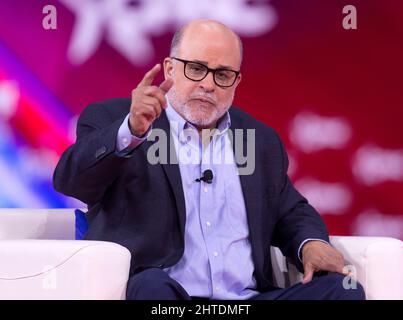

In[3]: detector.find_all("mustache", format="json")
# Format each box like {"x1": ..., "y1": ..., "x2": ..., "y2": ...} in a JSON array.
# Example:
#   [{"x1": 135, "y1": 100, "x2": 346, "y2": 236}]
[{"x1": 189, "y1": 94, "x2": 217, "y2": 105}]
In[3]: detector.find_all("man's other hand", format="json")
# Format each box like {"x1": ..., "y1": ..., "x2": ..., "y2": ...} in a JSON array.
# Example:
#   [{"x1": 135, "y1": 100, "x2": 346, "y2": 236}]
[{"x1": 301, "y1": 240, "x2": 348, "y2": 284}]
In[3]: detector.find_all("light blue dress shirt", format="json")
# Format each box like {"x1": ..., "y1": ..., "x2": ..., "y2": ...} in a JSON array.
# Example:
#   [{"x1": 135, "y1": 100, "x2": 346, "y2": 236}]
[{"x1": 161, "y1": 102, "x2": 258, "y2": 299}]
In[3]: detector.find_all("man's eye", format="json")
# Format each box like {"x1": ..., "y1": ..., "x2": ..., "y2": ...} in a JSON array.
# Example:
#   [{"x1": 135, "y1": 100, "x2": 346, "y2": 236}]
[
  {"x1": 216, "y1": 71, "x2": 230, "y2": 80},
  {"x1": 189, "y1": 65, "x2": 204, "y2": 72}
]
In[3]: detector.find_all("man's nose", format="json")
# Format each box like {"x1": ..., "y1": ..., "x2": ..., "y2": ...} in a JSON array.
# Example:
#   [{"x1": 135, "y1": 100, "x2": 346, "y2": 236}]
[{"x1": 198, "y1": 71, "x2": 216, "y2": 92}]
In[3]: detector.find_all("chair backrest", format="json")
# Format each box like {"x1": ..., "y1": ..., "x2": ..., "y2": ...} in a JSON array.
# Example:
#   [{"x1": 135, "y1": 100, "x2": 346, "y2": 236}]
[
  {"x1": 0, "y1": 208, "x2": 76, "y2": 240},
  {"x1": 270, "y1": 246, "x2": 303, "y2": 288}
]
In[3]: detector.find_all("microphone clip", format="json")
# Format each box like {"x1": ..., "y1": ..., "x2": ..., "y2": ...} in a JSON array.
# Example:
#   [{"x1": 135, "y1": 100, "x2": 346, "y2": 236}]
[{"x1": 195, "y1": 169, "x2": 213, "y2": 184}]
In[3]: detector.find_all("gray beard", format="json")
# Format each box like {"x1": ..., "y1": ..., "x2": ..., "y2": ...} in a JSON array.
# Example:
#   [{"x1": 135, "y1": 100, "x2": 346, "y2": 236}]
[{"x1": 167, "y1": 89, "x2": 232, "y2": 128}]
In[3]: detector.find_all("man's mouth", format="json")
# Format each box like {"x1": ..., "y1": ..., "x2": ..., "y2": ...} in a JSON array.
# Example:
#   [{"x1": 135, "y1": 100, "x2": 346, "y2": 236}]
[{"x1": 190, "y1": 97, "x2": 216, "y2": 106}]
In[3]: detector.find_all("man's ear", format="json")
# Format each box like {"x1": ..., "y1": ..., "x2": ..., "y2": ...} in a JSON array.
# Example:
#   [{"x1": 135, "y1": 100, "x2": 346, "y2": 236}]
[
  {"x1": 163, "y1": 57, "x2": 174, "y2": 79},
  {"x1": 234, "y1": 73, "x2": 242, "y2": 89}
]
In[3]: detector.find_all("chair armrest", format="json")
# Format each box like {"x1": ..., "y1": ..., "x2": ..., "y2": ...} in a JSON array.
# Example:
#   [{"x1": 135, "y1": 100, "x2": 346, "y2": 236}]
[
  {"x1": 271, "y1": 236, "x2": 403, "y2": 300},
  {"x1": 0, "y1": 240, "x2": 131, "y2": 299},
  {"x1": 330, "y1": 236, "x2": 403, "y2": 300}
]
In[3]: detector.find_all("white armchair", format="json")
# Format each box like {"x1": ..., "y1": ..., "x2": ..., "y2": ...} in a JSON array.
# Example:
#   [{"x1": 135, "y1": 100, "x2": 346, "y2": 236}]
[
  {"x1": 0, "y1": 209, "x2": 130, "y2": 299},
  {"x1": 0, "y1": 208, "x2": 402, "y2": 300}
]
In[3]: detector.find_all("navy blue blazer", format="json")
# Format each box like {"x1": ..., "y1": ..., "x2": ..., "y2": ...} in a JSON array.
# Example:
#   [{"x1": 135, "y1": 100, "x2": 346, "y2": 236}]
[{"x1": 53, "y1": 98, "x2": 329, "y2": 292}]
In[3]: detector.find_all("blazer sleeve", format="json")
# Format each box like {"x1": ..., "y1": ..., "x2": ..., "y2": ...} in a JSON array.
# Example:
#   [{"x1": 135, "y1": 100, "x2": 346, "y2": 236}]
[
  {"x1": 271, "y1": 133, "x2": 330, "y2": 273},
  {"x1": 53, "y1": 102, "x2": 131, "y2": 205}
]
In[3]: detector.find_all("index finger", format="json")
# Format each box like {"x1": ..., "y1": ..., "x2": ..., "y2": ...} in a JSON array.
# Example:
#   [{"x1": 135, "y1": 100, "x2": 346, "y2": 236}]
[{"x1": 138, "y1": 64, "x2": 161, "y2": 87}]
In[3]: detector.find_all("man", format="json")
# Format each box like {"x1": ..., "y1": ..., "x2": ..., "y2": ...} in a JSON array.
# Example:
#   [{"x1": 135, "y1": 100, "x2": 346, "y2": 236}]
[{"x1": 53, "y1": 20, "x2": 365, "y2": 300}]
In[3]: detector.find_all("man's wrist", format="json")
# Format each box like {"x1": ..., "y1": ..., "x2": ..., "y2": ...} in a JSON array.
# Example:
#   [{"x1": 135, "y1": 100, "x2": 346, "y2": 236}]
[
  {"x1": 116, "y1": 114, "x2": 151, "y2": 154},
  {"x1": 128, "y1": 117, "x2": 148, "y2": 138},
  {"x1": 298, "y1": 239, "x2": 330, "y2": 262}
]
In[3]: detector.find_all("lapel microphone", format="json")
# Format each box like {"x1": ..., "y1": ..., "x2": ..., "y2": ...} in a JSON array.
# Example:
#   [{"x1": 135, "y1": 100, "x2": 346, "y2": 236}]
[{"x1": 195, "y1": 169, "x2": 214, "y2": 184}]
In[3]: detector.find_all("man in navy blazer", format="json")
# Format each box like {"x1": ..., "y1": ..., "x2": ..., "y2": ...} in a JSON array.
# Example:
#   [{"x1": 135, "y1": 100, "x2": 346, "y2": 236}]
[{"x1": 53, "y1": 19, "x2": 364, "y2": 300}]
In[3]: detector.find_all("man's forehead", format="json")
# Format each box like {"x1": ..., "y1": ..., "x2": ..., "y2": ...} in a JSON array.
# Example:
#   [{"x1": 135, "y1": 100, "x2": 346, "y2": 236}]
[{"x1": 177, "y1": 37, "x2": 241, "y2": 68}]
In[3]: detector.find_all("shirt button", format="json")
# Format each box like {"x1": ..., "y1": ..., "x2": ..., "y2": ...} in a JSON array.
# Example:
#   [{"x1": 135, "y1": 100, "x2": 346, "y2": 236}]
[
  {"x1": 215, "y1": 285, "x2": 220, "y2": 291},
  {"x1": 204, "y1": 187, "x2": 208, "y2": 193},
  {"x1": 122, "y1": 137, "x2": 128, "y2": 144},
  {"x1": 213, "y1": 251, "x2": 218, "y2": 257},
  {"x1": 206, "y1": 221, "x2": 211, "y2": 227}
]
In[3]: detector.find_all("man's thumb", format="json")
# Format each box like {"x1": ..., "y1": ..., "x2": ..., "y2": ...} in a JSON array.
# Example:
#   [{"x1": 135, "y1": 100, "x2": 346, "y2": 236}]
[
  {"x1": 302, "y1": 266, "x2": 314, "y2": 284},
  {"x1": 159, "y1": 78, "x2": 174, "y2": 93}
]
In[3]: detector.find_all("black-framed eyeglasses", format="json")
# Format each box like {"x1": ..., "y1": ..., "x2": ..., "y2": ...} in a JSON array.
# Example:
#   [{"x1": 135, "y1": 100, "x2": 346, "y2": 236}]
[{"x1": 171, "y1": 57, "x2": 240, "y2": 88}]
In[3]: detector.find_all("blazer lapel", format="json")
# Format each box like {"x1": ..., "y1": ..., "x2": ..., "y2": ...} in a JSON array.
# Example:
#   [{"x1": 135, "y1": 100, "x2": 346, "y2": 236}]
[
  {"x1": 151, "y1": 111, "x2": 187, "y2": 238},
  {"x1": 230, "y1": 110, "x2": 265, "y2": 273}
]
